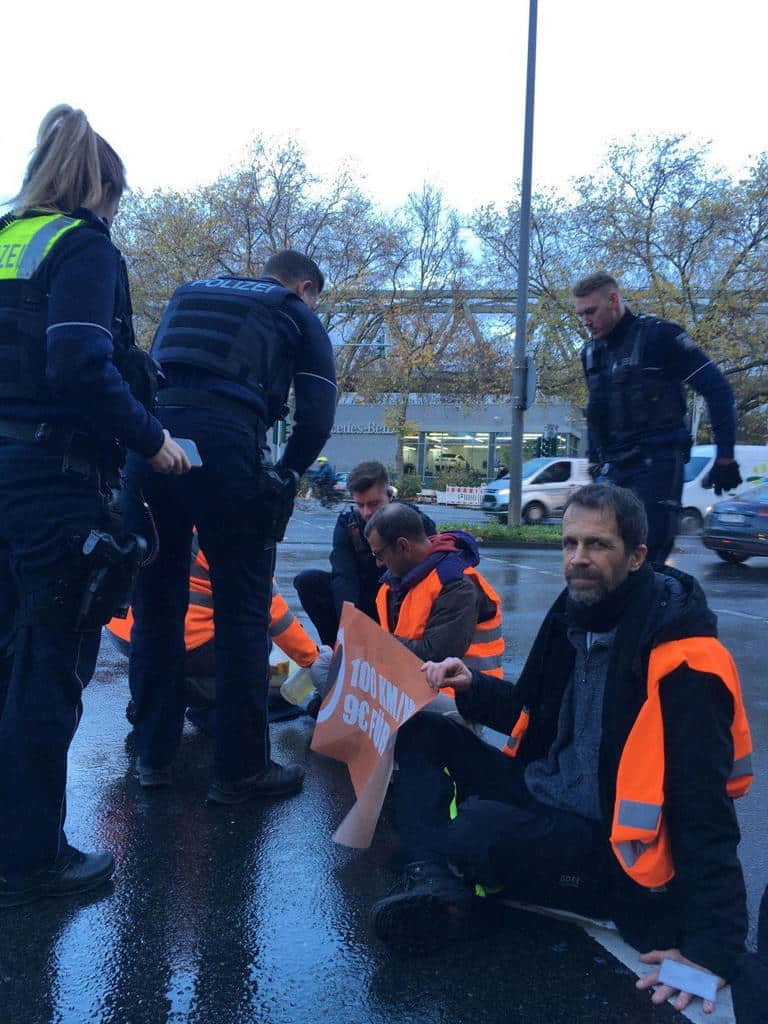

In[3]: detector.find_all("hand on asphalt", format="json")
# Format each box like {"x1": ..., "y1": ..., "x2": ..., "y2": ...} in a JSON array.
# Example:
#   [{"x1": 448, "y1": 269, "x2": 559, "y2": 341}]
[{"x1": 637, "y1": 948, "x2": 725, "y2": 1014}]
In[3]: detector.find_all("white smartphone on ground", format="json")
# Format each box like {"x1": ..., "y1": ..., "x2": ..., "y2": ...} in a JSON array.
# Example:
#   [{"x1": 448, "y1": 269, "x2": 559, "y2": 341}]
[{"x1": 174, "y1": 437, "x2": 203, "y2": 467}]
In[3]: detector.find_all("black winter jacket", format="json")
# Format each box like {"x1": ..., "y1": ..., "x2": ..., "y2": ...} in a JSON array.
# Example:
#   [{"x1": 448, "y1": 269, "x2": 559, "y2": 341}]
[{"x1": 455, "y1": 562, "x2": 748, "y2": 980}]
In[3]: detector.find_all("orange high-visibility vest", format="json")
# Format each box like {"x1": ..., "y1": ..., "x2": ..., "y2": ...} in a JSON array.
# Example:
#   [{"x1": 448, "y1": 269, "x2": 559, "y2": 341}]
[
  {"x1": 610, "y1": 636, "x2": 753, "y2": 888},
  {"x1": 502, "y1": 707, "x2": 530, "y2": 759},
  {"x1": 375, "y1": 566, "x2": 504, "y2": 683},
  {"x1": 107, "y1": 543, "x2": 318, "y2": 667}
]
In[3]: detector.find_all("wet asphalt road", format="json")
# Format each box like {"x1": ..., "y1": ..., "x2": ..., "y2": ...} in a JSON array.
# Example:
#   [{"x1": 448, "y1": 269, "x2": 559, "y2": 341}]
[{"x1": 1, "y1": 503, "x2": 765, "y2": 1024}]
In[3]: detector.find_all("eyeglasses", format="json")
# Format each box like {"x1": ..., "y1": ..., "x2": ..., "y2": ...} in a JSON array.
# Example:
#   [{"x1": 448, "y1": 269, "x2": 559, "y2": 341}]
[{"x1": 369, "y1": 539, "x2": 396, "y2": 560}]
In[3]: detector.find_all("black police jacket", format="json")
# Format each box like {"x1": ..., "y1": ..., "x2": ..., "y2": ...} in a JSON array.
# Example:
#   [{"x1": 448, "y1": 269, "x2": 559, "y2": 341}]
[
  {"x1": 0, "y1": 208, "x2": 163, "y2": 456},
  {"x1": 152, "y1": 275, "x2": 336, "y2": 476},
  {"x1": 330, "y1": 502, "x2": 437, "y2": 621},
  {"x1": 581, "y1": 309, "x2": 736, "y2": 462}
]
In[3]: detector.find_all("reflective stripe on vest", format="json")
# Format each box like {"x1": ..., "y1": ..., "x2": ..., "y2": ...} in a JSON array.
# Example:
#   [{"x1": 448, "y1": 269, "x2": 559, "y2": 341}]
[
  {"x1": 610, "y1": 636, "x2": 753, "y2": 888},
  {"x1": 268, "y1": 588, "x2": 318, "y2": 667},
  {"x1": 375, "y1": 565, "x2": 504, "y2": 685},
  {"x1": 0, "y1": 215, "x2": 81, "y2": 280},
  {"x1": 502, "y1": 707, "x2": 530, "y2": 759},
  {"x1": 107, "y1": 536, "x2": 318, "y2": 665}
]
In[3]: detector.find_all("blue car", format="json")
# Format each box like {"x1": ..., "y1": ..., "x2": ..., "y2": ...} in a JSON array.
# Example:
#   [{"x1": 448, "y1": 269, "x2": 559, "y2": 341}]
[{"x1": 702, "y1": 478, "x2": 768, "y2": 563}]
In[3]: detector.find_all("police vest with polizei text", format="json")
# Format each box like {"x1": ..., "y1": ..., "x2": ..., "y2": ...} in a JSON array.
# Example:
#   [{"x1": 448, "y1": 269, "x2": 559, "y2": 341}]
[
  {"x1": 502, "y1": 635, "x2": 753, "y2": 889},
  {"x1": 150, "y1": 277, "x2": 301, "y2": 425},
  {"x1": 583, "y1": 315, "x2": 687, "y2": 450},
  {"x1": 375, "y1": 566, "x2": 505, "y2": 680},
  {"x1": 0, "y1": 213, "x2": 83, "y2": 401}
]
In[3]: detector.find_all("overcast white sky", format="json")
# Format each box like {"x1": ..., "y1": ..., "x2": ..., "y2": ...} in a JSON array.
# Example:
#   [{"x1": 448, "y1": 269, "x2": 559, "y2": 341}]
[{"x1": 2, "y1": 0, "x2": 766, "y2": 213}]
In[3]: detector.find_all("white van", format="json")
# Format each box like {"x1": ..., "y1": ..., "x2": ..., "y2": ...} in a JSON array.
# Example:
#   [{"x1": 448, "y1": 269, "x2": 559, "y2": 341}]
[
  {"x1": 679, "y1": 444, "x2": 768, "y2": 533},
  {"x1": 482, "y1": 457, "x2": 592, "y2": 523}
]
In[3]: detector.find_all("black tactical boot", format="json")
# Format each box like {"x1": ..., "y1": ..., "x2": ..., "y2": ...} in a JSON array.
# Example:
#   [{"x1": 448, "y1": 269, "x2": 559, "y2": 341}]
[{"x1": 370, "y1": 861, "x2": 475, "y2": 953}]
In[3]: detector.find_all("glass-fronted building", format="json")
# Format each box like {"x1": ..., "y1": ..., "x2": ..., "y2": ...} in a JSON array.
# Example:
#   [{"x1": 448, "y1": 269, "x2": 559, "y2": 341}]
[{"x1": 315, "y1": 394, "x2": 584, "y2": 484}]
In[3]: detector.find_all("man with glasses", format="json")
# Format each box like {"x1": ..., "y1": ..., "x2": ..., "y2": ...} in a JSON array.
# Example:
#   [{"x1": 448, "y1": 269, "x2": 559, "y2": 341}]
[{"x1": 364, "y1": 502, "x2": 504, "y2": 677}]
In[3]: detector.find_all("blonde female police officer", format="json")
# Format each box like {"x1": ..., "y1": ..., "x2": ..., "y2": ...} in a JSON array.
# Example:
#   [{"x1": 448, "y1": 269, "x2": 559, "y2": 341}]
[{"x1": 0, "y1": 106, "x2": 189, "y2": 908}]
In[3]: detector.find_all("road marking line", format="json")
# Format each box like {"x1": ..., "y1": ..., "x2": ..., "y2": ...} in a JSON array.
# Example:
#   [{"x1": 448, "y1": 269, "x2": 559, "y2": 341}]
[
  {"x1": 481, "y1": 555, "x2": 561, "y2": 577},
  {"x1": 505, "y1": 903, "x2": 735, "y2": 1022},
  {"x1": 712, "y1": 607, "x2": 768, "y2": 623}
]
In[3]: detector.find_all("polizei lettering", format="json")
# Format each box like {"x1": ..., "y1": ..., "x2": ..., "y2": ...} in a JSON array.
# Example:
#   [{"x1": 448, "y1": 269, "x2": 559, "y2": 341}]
[{"x1": 342, "y1": 657, "x2": 417, "y2": 755}]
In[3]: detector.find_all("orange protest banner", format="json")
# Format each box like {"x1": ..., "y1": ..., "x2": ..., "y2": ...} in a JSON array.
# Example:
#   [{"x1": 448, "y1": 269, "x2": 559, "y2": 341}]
[{"x1": 310, "y1": 602, "x2": 436, "y2": 847}]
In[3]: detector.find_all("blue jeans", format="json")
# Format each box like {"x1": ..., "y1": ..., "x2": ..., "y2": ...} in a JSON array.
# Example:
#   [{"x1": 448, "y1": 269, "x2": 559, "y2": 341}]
[
  {"x1": 0, "y1": 440, "x2": 108, "y2": 876},
  {"x1": 123, "y1": 408, "x2": 275, "y2": 783}
]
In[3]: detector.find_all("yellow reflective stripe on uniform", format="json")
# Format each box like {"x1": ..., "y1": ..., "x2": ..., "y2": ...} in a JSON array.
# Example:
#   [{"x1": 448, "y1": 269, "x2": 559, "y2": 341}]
[
  {"x1": 616, "y1": 799, "x2": 662, "y2": 832},
  {"x1": 0, "y1": 215, "x2": 81, "y2": 280}
]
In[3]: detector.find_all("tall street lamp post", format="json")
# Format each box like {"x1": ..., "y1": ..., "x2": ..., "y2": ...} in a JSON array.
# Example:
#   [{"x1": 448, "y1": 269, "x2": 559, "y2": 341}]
[{"x1": 508, "y1": 0, "x2": 538, "y2": 525}]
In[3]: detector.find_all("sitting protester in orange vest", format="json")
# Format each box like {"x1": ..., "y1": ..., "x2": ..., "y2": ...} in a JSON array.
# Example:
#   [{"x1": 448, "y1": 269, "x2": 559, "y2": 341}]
[
  {"x1": 369, "y1": 484, "x2": 751, "y2": 1017},
  {"x1": 364, "y1": 502, "x2": 504, "y2": 685},
  {"x1": 107, "y1": 534, "x2": 330, "y2": 727}
]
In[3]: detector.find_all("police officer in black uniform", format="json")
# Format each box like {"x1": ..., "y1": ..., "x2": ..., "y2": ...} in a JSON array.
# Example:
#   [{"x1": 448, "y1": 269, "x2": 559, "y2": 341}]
[
  {"x1": 124, "y1": 250, "x2": 336, "y2": 802},
  {"x1": 294, "y1": 461, "x2": 436, "y2": 645},
  {"x1": 573, "y1": 272, "x2": 741, "y2": 563},
  {"x1": 0, "y1": 106, "x2": 189, "y2": 908}
]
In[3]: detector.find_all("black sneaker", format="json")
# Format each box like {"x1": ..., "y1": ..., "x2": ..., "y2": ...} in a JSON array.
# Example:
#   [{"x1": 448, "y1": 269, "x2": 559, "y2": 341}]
[
  {"x1": 0, "y1": 846, "x2": 115, "y2": 909},
  {"x1": 206, "y1": 761, "x2": 305, "y2": 805},
  {"x1": 370, "y1": 861, "x2": 474, "y2": 953}
]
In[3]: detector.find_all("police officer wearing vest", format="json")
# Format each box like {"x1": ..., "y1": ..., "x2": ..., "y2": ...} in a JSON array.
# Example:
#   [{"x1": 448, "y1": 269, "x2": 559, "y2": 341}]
[
  {"x1": 295, "y1": 461, "x2": 436, "y2": 646},
  {"x1": 0, "y1": 106, "x2": 189, "y2": 908},
  {"x1": 124, "y1": 250, "x2": 336, "y2": 801},
  {"x1": 573, "y1": 272, "x2": 741, "y2": 564},
  {"x1": 371, "y1": 485, "x2": 751, "y2": 1015}
]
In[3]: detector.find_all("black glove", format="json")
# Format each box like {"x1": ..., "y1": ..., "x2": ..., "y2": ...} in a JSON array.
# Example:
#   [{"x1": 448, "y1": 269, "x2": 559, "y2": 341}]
[{"x1": 703, "y1": 461, "x2": 743, "y2": 496}]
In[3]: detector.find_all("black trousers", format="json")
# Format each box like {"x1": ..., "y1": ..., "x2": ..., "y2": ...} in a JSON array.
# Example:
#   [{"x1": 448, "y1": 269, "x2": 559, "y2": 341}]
[
  {"x1": 294, "y1": 569, "x2": 338, "y2": 646},
  {"x1": 605, "y1": 448, "x2": 685, "y2": 564},
  {"x1": 393, "y1": 714, "x2": 607, "y2": 915}
]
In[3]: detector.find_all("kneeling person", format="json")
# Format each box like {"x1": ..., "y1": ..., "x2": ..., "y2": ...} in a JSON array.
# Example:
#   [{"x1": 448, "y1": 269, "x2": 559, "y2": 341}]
[
  {"x1": 108, "y1": 534, "x2": 330, "y2": 754},
  {"x1": 371, "y1": 484, "x2": 751, "y2": 1014}
]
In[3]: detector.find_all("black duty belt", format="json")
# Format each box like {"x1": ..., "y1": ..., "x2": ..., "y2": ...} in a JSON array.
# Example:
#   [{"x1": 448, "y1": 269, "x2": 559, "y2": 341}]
[
  {"x1": 157, "y1": 387, "x2": 267, "y2": 444},
  {"x1": 0, "y1": 418, "x2": 97, "y2": 454},
  {"x1": 0, "y1": 419, "x2": 116, "y2": 477}
]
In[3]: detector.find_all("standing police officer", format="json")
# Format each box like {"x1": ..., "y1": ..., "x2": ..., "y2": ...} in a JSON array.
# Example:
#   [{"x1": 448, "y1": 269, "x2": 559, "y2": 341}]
[
  {"x1": 0, "y1": 106, "x2": 188, "y2": 908},
  {"x1": 573, "y1": 272, "x2": 741, "y2": 563},
  {"x1": 125, "y1": 250, "x2": 336, "y2": 801}
]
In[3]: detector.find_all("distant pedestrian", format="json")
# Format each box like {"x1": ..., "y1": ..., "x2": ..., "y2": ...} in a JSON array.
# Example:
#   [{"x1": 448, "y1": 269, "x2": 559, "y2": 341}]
[{"x1": 573, "y1": 271, "x2": 741, "y2": 563}]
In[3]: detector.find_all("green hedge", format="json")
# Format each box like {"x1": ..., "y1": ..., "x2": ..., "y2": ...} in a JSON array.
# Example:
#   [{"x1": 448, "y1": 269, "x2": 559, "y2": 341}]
[{"x1": 439, "y1": 521, "x2": 562, "y2": 545}]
